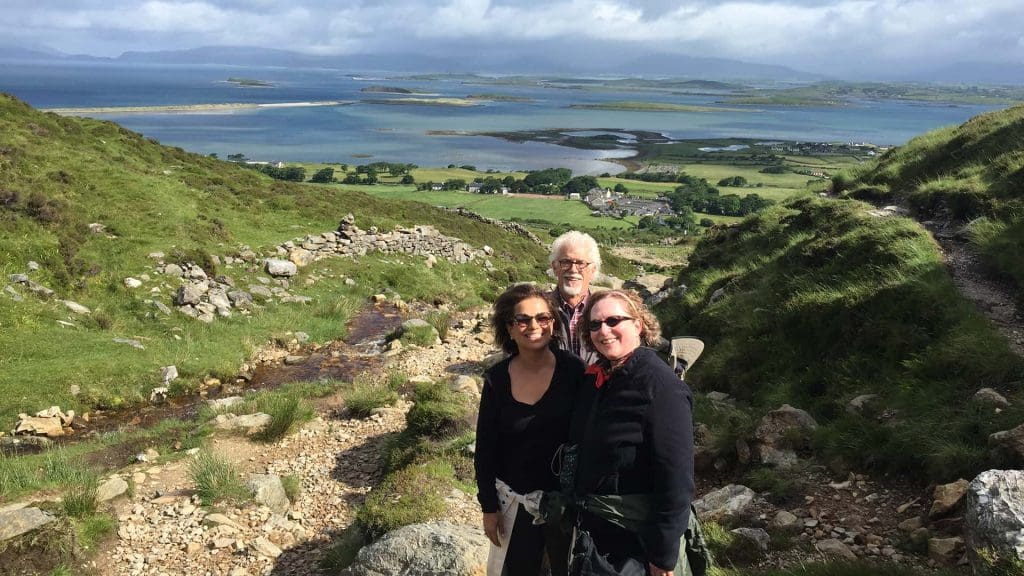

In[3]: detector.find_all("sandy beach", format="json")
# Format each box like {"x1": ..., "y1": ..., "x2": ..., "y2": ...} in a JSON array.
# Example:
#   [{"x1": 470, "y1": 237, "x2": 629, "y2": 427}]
[{"x1": 45, "y1": 100, "x2": 354, "y2": 115}]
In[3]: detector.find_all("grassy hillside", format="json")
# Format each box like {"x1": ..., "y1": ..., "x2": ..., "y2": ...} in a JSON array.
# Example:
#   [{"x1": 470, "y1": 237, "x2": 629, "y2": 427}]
[
  {"x1": 840, "y1": 104, "x2": 1024, "y2": 294},
  {"x1": 0, "y1": 94, "x2": 547, "y2": 425},
  {"x1": 658, "y1": 197, "x2": 1024, "y2": 483}
]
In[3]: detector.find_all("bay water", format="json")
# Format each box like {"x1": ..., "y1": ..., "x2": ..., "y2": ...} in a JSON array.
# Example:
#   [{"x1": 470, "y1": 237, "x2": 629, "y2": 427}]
[{"x1": 0, "y1": 60, "x2": 1005, "y2": 174}]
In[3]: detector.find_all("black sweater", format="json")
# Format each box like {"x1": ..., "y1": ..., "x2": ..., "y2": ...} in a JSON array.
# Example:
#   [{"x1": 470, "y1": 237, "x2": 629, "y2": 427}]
[
  {"x1": 569, "y1": 347, "x2": 695, "y2": 570},
  {"x1": 475, "y1": 347, "x2": 585, "y2": 513}
]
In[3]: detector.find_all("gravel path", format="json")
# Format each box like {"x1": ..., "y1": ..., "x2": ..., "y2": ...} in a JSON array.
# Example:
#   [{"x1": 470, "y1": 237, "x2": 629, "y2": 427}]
[
  {"x1": 928, "y1": 222, "x2": 1024, "y2": 357},
  {"x1": 98, "y1": 307, "x2": 492, "y2": 576}
]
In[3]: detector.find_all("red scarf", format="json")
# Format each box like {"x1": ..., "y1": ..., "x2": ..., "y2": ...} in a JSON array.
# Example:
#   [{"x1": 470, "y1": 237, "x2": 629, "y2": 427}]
[
  {"x1": 585, "y1": 363, "x2": 608, "y2": 389},
  {"x1": 585, "y1": 353, "x2": 633, "y2": 389}
]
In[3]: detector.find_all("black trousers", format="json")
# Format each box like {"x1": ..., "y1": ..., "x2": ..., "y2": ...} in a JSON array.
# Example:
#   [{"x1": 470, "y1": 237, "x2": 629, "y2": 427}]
[{"x1": 503, "y1": 503, "x2": 571, "y2": 576}]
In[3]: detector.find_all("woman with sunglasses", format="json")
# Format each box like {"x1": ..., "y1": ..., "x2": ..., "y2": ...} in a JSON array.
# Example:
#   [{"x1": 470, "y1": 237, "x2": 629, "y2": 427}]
[
  {"x1": 475, "y1": 283, "x2": 585, "y2": 576},
  {"x1": 569, "y1": 290, "x2": 695, "y2": 576}
]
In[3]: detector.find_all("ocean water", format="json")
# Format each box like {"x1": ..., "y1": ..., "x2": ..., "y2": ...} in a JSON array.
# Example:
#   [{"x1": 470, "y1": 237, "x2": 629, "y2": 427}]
[{"x1": 0, "y1": 60, "x2": 1006, "y2": 174}]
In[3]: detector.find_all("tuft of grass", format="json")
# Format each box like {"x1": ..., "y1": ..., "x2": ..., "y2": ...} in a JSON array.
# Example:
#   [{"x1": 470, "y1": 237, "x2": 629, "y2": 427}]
[
  {"x1": 0, "y1": 450, "x2": 36, "y2": 499},
  {"x1": 425, "y1": 310, "x2": 451, "y2": 342},
  {"x1": 281, "y1": 474, "x2": 301, "y2": 503},
  {"x1": 743, "y1": 466, "x2": 805, "y2": 504},
  {"x1": 73, "y1": 513, "x2": 116, "y2": 552},
  {"x1": 399, "y1": 323, "x2": 438, "y2": 347},
  {"x1": 252, "y1": 392, "x2": 314, "y2": 443},
  {"x1": 356, "y1": 460, "x2": 453, "y2": 539},
  {"x1": 188, "y1": 450, "x2": 250, "y2": 506},
  {"x1": 342, "y1": 378, "x2": 399, "y2": 418},
  {"x1": 60, "y1": 468, "x2": 100, "y2": 518},
  {"x1": 405, "y1": 381, "x2": 472, "y2": 439}
]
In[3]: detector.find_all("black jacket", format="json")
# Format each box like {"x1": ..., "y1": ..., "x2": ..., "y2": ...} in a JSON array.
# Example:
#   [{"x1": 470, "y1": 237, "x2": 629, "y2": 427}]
[
  {"x1": 569, "y1": 347, "x2": 695, "y2": 570},
  {"x1": 475, "y1": 347, "x2": 586, "y2": 513}
]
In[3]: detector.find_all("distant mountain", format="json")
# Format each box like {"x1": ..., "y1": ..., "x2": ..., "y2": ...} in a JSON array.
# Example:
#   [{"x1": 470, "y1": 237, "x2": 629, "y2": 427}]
[
  {"x1": 0, "y1": 43, "x2": 821, "y2": 81},
  {"x1": 914, "y1": 61, "x2": 1024, "y2": 86}
]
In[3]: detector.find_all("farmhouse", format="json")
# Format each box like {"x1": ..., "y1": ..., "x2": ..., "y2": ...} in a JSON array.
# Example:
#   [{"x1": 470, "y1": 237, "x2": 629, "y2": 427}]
[{"x1": 582, "y1": 187, "x2": 673, "y2": 217}]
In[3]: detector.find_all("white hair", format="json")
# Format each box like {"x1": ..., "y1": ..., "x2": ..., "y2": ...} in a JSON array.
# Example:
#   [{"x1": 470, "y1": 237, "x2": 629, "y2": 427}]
[{"x1": 549, "y1": 230, "x2": 601, "y2": 275}]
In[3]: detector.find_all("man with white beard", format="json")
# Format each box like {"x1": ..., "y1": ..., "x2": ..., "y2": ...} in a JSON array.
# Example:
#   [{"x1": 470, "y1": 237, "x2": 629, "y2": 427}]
[{"x1": 547, "y1": 231, "x2": 601, "y2": 365}]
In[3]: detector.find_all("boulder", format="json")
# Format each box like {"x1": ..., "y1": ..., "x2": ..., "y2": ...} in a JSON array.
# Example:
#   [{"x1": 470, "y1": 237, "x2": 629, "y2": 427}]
[
  {"x1": 289, "y1": 248, "x2": 314, "y2": 267},
  {"x1": 341, "y1": 521, "x2": 488, "y2": 576},
  {"x1": 974, "y1": 388, "x2": 1011, "y2": 408},
  {"x1": 247, "y1": 474, "x2": 289, "y2": 515},
  {"x1": 62, "y1": 300, "x2": 91, "y2": 315},
  {"x1": 928, "y1": 536, "x2": 963, "y2": 564},
  {"x1": 930, "y1": 479, "x2": 969, "y2": 519},
  {"x1": 694, "y1": 484, "x2": 756, "y2": 523},
  {"x1": 753, "y1": 404, "x2": 817, "y2": 467},
  {"x1": 816, "y1": 538, "x2": 856, "y2": 560},
  {"x1": 988, "y1": 424, "x2": 1024, "y2": 461},
  {"x1": 174, "y1": 282, "x2": 208, "y2": 306},
  {"x1": 965, "y1": 469, "x2": 1024, "y2": 570},
  {"x1": 123, "y1": 277, "x2": 143, "y2": 289},
  {"x1": 96, "y1": 477, "x2": 129, "y2": 502},
  {"x1": 264, "y1": 258, "x2": 297, "y2": 277},
  {"x1": 161, "y1": 365, "x2": 178, "y2": 384},
  {"x1": 846, "y1": 394, "x2": 881, "y2": 415},
  {"x1": 15, "y1": 415, "x2": 64, "y2": 437},
  {"x1": 0, "y1": 507, "x2": 57, "y2": 542},
  {"x1": 731, "y1": 527, "x2": 770, "y2": 553},
  {"x1": 771, "y1": 510, "x2": 802, "y2": 530},
  {"x1": 213, "y1": 413, "x2": 272, "y2": 435}
]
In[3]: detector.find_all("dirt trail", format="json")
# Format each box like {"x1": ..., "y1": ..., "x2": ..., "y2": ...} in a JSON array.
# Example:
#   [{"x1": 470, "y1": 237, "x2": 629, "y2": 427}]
[{"x1": 927, "y1": 222, "x2": 1024, "y2": 357}]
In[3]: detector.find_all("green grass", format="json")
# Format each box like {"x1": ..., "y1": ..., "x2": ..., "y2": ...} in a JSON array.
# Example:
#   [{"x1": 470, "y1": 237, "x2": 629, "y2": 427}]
[
  {"x1": 399, "y1": 322, "x2": 438, "y2": 347},
  {"x1": 0, "y1": 93, "x2": 550, "y2": 427},
  {"x1": 355, "y1": 459, "x2": 454, "y2": 539},
  {"x1": 405, "y1": 381, "x2": 473, "y2": 439},
  {"x1": 341, "y1": 378, "x2": 399, "y2": 418},
  {"x1": 188, "y1": 450, "x2": 250, "y2": 506},
  {"x1": 251, "y1": 393, "x2": 314, "y2": 443},
  {"x1": 356, "y1": 188, "x2": 636, "y2": 229},
  {"x1": 280, "y1": 474, "x2": 301, "y2": 503},
  {"x1": 846, "y1": 104, "x2": 1024, "y2": 301},
  {"x1": 60, "y1": 468, "x2": 99, "y2": 518},
  {"x1": 659, "y1": 196, "x2": 1024, "y2": 483}
]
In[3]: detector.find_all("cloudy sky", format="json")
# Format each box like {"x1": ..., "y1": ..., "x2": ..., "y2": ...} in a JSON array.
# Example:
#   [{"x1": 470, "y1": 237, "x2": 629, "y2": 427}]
[{"x1": 4, "y1": 0, "x2": 1023, "y2": 77}]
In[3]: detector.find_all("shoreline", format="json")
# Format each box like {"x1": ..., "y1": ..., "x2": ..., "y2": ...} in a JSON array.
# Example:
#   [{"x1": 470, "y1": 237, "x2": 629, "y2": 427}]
[{"x1": 44, "y1": 100, "x2": 354, "y2": 115}]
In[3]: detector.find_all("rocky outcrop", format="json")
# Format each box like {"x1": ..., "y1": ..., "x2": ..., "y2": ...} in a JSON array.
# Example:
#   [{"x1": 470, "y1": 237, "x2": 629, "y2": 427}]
[
  {"x1": 965, "y1": 469, "x2": 1024, "y2": 570},
  {"x1": 0, "y1": 505, "x2": 57, "y2": 542},
  {"x1": 753, "y1": 404, "x2": 818, "y2": 467},
  {"x1": 340, "y1": 521, "x2": 488, "y2": 576},
  {"x1": 694, "y1": 484, "x2": 756, "y2": 523}
]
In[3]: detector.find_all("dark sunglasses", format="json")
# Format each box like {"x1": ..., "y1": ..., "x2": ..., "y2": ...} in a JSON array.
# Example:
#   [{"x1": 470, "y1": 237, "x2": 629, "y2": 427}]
[
  {"x1": 588, "y1": 316, "x2": 634, "y2": 331},
  {"x1": 511, "y1": 313, "x2": 554, "y2": 328}
]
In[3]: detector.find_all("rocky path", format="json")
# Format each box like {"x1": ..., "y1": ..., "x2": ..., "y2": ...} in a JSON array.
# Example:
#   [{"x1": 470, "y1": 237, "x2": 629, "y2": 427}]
[
  {"x1": 928, "y1": 223, "x2": 1024, "y2": 357},
  {"x1": 78, "y1": 300, "x2": 964, "y2": 574},
  {"x1": 95, "y1": 307, "x2": 492, "y2": 576}
]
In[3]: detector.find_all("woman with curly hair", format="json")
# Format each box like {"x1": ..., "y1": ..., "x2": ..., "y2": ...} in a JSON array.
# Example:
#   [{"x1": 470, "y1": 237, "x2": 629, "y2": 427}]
[{"x1": 567, "y1": 289, "x2": 695, "y2": 576}]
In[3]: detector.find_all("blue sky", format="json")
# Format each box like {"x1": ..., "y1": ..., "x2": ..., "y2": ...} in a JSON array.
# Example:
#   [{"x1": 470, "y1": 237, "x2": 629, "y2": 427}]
[{"x1": 4, "y1": 0, "x2": 1023, "y2": 77}]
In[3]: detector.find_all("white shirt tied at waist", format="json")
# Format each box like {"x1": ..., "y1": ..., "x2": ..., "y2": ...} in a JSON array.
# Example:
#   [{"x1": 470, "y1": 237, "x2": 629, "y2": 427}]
[{"x1": 486, "y1": 478, "x2": 547, "y2": 576}]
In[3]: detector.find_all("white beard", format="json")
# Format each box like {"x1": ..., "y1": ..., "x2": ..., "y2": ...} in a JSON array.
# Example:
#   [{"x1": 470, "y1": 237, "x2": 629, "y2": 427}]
[{"x1": 560, "y1": 281, "x2": 582, "y2": 297}]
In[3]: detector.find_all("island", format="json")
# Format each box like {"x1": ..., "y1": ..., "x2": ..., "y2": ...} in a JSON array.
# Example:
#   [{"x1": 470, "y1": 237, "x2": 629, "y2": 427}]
[{"x1": 226, "y1": 77, "x2": 274, "y2": 87}]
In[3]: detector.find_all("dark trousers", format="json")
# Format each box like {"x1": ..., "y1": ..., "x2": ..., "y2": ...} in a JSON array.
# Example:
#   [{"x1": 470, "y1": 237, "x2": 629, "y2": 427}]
[{"x1": 503, "y1": 503, "x2": 571, "y2": 576}]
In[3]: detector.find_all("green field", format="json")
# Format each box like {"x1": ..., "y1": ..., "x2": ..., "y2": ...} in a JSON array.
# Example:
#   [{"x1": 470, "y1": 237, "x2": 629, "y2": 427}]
[{"x1": 357, "y1": 187, "x2": 638, "y2": 229}]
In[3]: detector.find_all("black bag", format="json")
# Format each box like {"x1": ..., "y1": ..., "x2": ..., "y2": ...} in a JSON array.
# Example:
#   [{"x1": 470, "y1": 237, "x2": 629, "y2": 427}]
[{"x1": 569, "y1": 527, "x2": 646, "y2": 576}]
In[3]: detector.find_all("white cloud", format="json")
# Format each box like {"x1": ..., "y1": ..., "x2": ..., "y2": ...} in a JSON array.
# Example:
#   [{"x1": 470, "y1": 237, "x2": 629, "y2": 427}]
[{"x1": 1, "y1": 0, "x2": 1023, "y2": 73}]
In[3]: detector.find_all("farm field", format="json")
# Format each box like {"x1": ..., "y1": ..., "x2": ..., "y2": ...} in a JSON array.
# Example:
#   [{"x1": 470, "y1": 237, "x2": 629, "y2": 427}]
[{"x1": 355, "y1": 187, "x2": 639, "y2": 229}]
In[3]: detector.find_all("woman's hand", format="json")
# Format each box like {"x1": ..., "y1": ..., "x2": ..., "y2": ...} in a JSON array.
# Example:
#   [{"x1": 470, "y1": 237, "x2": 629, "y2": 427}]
[
  {"x1": 482, "y1": 512, "x2": 504, "y2": 547},
  {"x1": 648, "y1": 563, "x2": 673, "y2": 576}
]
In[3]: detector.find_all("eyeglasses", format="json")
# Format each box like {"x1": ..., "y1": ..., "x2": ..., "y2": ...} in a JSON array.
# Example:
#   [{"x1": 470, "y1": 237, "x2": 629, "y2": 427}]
[
  {"x1": 588, "y1": 316, "x2": 634, "y2": 331},
  {"x1": 511, "y1": 313, "x2": 554, "y2": 329},
  {"x1": 557, "y1": 259, "x2": 591, "y2": 271}
]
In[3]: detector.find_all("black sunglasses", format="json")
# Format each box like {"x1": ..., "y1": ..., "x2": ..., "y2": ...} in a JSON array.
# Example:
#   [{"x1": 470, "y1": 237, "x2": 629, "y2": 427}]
[
  {"x1": 511, "y1": 313, "x2": 554, "y2": 328},
  {"x1": 588, "y1": 316, "x2": 634, "y2": 331}
]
